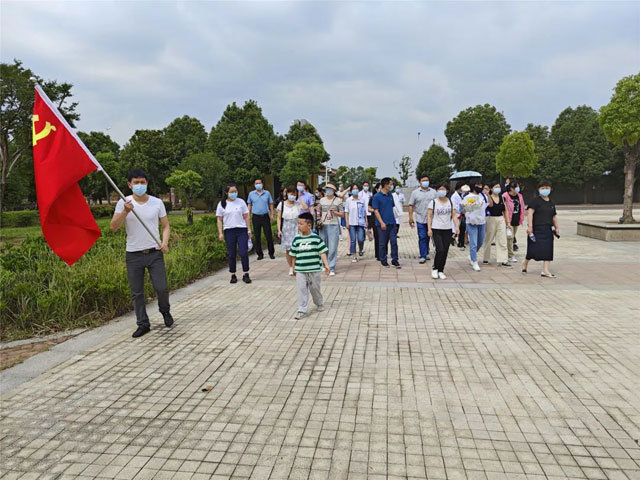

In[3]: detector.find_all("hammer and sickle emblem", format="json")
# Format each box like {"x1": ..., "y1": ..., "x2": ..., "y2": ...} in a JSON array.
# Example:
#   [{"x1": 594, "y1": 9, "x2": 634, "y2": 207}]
[{"x1": 32, "y1": 115, "x2": 57, "y2": 146}]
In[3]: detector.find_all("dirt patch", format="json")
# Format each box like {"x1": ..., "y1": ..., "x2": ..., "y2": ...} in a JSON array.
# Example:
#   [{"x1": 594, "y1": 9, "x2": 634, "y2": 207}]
[{"x1": 0, "y1": 336, "x2": 73, "y2": 371}]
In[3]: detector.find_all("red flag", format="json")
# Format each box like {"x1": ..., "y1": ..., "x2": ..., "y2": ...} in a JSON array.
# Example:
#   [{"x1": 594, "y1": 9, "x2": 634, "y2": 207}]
[{"x1": 33, "y1": 85, "x2": 102, "y2": 265}]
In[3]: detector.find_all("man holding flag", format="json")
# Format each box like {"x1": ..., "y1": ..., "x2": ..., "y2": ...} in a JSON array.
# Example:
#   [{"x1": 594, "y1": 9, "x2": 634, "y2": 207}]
[
  {"x1": 110, "y1": 169, "x2": 174, "y2": 338},
  {"x1": 32, "y1": 83, "x2": 174, "y2": 339}
]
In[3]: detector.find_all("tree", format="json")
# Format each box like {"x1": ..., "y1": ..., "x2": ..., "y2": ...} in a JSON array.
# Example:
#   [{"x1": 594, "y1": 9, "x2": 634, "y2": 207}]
[
  {"x1": 445, "y1": 104, "x2": 511, "y2": 179},
  {"x1": 495, "y1": 131, "x2": 538, "y2": 179},
  {"x1": 288, "y1": 141, "x2": 326, "y2": 177},
  {"x1": 77, "y1": 131, "x2": 121, "y2": 204},
  {"x1": 119, "y1": 129, "x2": 170, "y2": 194},
  {"x1": 207, "y1": 100, "x2": 278, "y2": 178},
  {"x1": 364, "y1": 167, "x2": 378, "y2": 184},
  {"x1": 415, "y1": 144, "x2": 452, "y2": 185},
  {"x1": 394, "y1": 155, "x2": 413, "y2": 185},
  {"x1": 164, "y1": 115, "x2": 207, "y2": 167},
  {"x1": 551, "y1": 105, "x2": 612, "y2": 203},
  {"x1": 165, "y1": 169, "x2": 202, "y2": 224},
  {"x1": 524, "y1": 124, "x2": 561, "y2": 182},
  {"x1": 0, "y1": 59, "x2": 79, "y2": 214},
  {"x1": 283, "y1": 121, "x2": 330, "y2": 165},
  {"x1": 280, "y1": 152, "x2": 310, "y2": 187},
  {"x1": 599, "y1": 73, "x2": 640, "y2": 223},
  {"x1": 180, "y1": 152, "x2": 230, "y2": 210}
]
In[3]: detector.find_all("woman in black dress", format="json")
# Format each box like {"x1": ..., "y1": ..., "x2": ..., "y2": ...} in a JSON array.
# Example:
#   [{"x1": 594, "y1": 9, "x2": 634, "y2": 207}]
[{"x1": 522, "y1": 181, "x2": 560, "y2": 277}]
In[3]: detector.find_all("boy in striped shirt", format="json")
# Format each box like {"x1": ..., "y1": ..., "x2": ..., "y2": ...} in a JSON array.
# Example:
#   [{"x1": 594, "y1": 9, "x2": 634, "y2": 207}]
[{"x1": 290, "y1": 212, "x2": 331, "y2": 319}]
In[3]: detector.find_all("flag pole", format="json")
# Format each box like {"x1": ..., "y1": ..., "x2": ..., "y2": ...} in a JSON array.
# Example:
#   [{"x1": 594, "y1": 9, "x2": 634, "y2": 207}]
[{"x1": 32, "y1": 81, "x2": 162, "y2": 247}]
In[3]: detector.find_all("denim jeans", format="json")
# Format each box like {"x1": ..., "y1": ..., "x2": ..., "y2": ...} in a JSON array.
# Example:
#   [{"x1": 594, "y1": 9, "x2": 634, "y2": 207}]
[
  {"x1": 224, "y1": 227, "x2": 250, "y2": 273},
  {"x1": 349, "y1": 225, "x2": 365, "y2": 254},
  {"x1": 416, "y1": 222, "x2": 430, "y2": 258},
  {"x1": 319, "y1": 224, "x2": 340, "y2": 271},
  {"x1": 377, "y1": 224, "x2": 398, "y2": 263},
  {"x1": 467, "y1": 223, "x2": 486, "y2": 262}
]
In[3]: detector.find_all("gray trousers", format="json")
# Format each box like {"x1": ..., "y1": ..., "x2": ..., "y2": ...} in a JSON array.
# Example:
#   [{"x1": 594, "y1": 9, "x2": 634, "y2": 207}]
[
  {"x1": 296, "y1": 271, "x2": 323, "y2": 313},
  {"x1": 126, "y1": 250, "x2": 170, "y2": 327}
]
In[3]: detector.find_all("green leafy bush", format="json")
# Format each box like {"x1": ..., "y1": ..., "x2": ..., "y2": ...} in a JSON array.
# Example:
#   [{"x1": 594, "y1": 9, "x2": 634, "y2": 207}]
[
  {"x1": 0, "y1": 216, "x2": 226, "y2": 341},
  {"x1": 89, "y1": 204, "x2": 116, "y2": 218},
  {"x1": 1, "y1": 210, "x2": 40, "y2": 227}
]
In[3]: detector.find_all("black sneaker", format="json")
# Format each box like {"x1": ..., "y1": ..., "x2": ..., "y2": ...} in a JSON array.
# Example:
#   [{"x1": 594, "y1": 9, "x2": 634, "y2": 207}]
[
  {"x1": 269, "y1": 254, "x2": 276, "y2": 259},
  {"x1": 256, "y1": 255, "x2": 264, "y2": 261},
  {"x1": 358, "y1": 251, "x2": 364, "y2": 257},
  {"x1": 482, "y1": 260, "x2": 489, "y2": 264},
  {"x1": 163, "y1": 313, "x2": 174, "y2": 328},
  {"x1": 513, "y1": 244, "x2": 519, "y2": 251},
  {"x1": 230, "y1": 274, "x2": 238, "y2": 284},
  {"x1": 242, "y1": 273, "x2": 252, "y2": 284},
  {"x1": 132, "y1": 326, "x2": 150, "y2": 338},
  {"x1": 381, "y1": 261, "x2": 390, "y2": 268},
  {"x1": 392, "y1": 261, "x2": 401, "y2": 269}
]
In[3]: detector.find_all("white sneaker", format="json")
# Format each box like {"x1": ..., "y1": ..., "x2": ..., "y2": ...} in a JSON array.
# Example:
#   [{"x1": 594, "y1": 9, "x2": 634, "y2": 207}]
[
  {"x1": 294, "y1": 311, "x2": 307, "y2": 320},
  {"x1": 438, "y1": 272, "x2": 447, "y2": 280},
  {"x1": 431, "y1": 269, "x2": 439, "y2": 279},
  {"x1": 510, "y1": 256, "x2": 518, "y2": 263},
  {"x1": 288, "y1": 267, "x2": 294, "y2": 276},
  {"x1": 329, "y1": 271, "x2": 336, "y2": 276},
  {"x1": 468, "y1": 255, "x2": 474, "y2": 266},
  {"x1": 472, "y1": 262, "x2": 481, "y2": 272},
  {"x1": 352, "y1": 258, "x2": 357, "y2": 263}
]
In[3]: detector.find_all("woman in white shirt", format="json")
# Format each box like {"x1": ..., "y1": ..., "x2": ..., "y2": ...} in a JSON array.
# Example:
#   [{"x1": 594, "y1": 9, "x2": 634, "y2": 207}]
[
  {"x1": 427, "y1": 183, "x2": 459, "y2": 280},
  {"x1": 216, "y1": 184, "x2": 252, "y2": 284},
  {"x1": 392, "y1": 186, "x2": 403, "y2": 236},
  {"x1": 277, "y1": 185, "x2": 308, "y2": 275},
  {"x1": 344, "y1": 183, "x2": 368, "y2": 262}
]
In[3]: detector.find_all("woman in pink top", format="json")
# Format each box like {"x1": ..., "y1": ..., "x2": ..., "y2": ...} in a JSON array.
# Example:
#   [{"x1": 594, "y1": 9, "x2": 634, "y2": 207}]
[{"x1": 502, "y1": 180, "x2": 525, "y2": 262}]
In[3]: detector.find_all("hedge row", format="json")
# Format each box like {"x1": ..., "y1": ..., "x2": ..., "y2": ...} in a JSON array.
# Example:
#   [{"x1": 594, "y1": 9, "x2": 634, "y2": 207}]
[{"x1": 1, "y1": 201, "x2": 173, "y2": 227}]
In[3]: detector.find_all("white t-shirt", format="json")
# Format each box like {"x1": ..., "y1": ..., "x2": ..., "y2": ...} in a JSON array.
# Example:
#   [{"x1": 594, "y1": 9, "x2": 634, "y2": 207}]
[
  {"x1": 392, "y1": 192, "x2": 403, "y2": 224},
  {"x1": 429, "y1": 198, "x2": 453, "y2": 230},
  {"x1": 115, "y1": 195, "x2": 167, "y2": 252},
  {"x1": 216, "y1": 198, "x2": 249, "y2": 229},
  {"x1": 345, "y1": 196, "x2": 367, "y2": 226},
  {"x1": 360, "y1": 190, "x2": 373, "y2": 216},
  {"x1": 278, "y1": 201, "x2": 301, "y2": 220}
]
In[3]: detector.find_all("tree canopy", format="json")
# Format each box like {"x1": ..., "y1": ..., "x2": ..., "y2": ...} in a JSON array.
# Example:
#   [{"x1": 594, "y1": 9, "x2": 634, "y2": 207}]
[
  {"x1": 394, "y1": 155, "x2": 413, "y2": 185},
  {"x1": 445, "y1": 104, "x2": 511, "y2": 179},
  {"x1": 495, "y1": 131, "x2": 538, "y2": 179},
  {"x1": 415, "y1": 144, "x2": 452, "y2": 185}
]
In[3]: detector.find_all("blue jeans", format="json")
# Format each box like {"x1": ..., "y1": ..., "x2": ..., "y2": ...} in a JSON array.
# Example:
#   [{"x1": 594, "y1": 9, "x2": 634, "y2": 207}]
[
  {"x1": 224, "y1": 227, "x2": 250, "y2": 273},
  {"x1": 467, "y1": 223, "x2": 486, "y2": 262},
  {"x1": 349, "y1": 225, "x2": 365, "y2": 254},
  {"x1": 377, "y1": 224, "x2": 398, "y2": 263},
  {"x1": 319, "y1": 224, "x2": 340, "y2": 271},
  {"x1": 416, "y1": 222, "x2": 430, "y2": 258}
]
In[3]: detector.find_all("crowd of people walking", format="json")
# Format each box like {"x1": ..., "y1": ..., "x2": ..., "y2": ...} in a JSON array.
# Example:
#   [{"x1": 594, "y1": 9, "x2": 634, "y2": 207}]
[{"x1": 109, "y1": 168, "x2": 561, "y2": 332}]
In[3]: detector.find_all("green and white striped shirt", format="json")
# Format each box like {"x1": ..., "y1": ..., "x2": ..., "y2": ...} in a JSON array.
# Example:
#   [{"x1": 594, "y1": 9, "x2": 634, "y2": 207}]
[{"x1": 289, "y1": 233, "x2": 328, "y2": 273}]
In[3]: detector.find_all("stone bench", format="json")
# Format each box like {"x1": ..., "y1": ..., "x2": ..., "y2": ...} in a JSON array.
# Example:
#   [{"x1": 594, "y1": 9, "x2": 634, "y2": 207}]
[{"x1": 577, "y1": 220, "x2": 640, "y2": 241}]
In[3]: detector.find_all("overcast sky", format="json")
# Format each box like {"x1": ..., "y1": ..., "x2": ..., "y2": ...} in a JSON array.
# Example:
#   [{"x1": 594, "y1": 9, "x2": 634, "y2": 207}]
[{"x1": 2, "y1": 1, "x2": 638, "y2": 177}]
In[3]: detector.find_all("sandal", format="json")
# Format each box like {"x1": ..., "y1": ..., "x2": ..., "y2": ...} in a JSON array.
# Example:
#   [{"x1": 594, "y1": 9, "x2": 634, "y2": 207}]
[{"x1": 541, "y1": 272, "x2": 556, "y2": 278}]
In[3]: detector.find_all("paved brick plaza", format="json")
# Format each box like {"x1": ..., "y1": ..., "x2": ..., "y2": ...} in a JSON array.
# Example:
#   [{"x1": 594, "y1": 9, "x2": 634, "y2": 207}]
[{"x1": 1, "y1": 208, "x2": 639, "y2": 480}]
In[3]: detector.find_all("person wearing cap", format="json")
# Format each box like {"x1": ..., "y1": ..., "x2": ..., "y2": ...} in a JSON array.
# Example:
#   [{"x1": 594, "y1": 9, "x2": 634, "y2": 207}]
[{"x1": 317, "y1": 182, "x2": 344, "y2": 275}]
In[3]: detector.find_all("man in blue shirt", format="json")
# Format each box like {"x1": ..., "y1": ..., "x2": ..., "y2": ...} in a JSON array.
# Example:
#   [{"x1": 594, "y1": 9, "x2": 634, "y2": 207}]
[
  {"x1": 247, "y1": 178, "x2": 275, "y2": 260},
  {"x1": 372, "y1": 177, "x2": 400, "y2": 268}
]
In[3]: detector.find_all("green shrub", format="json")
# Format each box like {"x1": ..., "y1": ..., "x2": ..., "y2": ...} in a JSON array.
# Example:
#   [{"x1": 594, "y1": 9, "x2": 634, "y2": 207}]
[
  {"x1": 0, "y1": 216, "x2": 226, "y2": 341},
  {"x1": 89, "y1": 204, "x2": 116, "y2": 218},
  {"x1": 1, "y1": 210, "x2": 40, "y2": 227}
]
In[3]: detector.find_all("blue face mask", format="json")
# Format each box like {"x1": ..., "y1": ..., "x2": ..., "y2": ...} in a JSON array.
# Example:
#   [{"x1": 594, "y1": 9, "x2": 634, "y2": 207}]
[
  {"x1": 288, "y1": 195, "x2": 296, "y2": 202},
  {"x1": 515, "y1": 186, "x2": 520, "y2": 193},
  {"x1": 297, "y1": 185, "x2": 304, "y2": 192},
  {"x1": 436, "y1": 190, "x2": 447, "y2": 198},
  {"x1": 228, "y1": 192, "x2": 238, "y2": 200},
  {"x1": 539, "y1": 188, "x2": 551, "y2": 197},
  {"x1": 132, "y1": 184, "x2": 147, "y2": 196},
  {"x1": 421, "y1": 181, "x2": 429, "y2": 188},
  {"x1": 255, "y1": 183, "x2": 263, "y2": 191},
  {"x1": 325, "y1": 188, "x2": 334, "y2": 196},
  {"x1": 493, "y1": 187, "x2": 501, "y2": 195},
  {"x1": 351, "y1": 189, "x2": 359, "y2": 196}
]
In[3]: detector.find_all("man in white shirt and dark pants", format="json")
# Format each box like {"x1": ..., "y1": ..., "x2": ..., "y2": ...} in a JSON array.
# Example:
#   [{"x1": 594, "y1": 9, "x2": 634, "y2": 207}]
[{"x1": 111, "y1": 169, "x2": 174, "y2": 338}]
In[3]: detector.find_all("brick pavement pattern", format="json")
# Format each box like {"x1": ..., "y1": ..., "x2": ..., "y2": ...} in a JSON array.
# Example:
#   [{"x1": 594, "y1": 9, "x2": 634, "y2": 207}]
[{"x1": 1, "y1": 208, "x2": 639, "y2": 479}]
